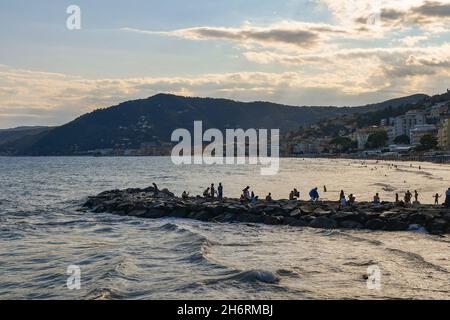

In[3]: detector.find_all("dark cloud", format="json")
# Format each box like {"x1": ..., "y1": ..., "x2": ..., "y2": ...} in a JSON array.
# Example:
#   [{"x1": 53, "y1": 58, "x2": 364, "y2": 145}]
[
  {"x1": 356, "y1": 1, "x2": 450, "y2": 27},
  {"x1": 182, "y1": 27, "x2": 322, "y2": 48}
]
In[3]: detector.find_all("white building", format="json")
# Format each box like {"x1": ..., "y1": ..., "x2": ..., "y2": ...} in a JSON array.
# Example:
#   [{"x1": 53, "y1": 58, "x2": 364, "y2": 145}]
[
  {"x1": 393, "y1": 110, "x2": 426, "y2": 137},
  {"x1": 410, "y1": 124, "x2": 437, "y2": 146}
]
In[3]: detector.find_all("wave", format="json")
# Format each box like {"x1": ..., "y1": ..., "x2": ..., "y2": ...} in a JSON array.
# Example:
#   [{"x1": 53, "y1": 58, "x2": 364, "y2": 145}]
[
  {"x1": 385, "y1": 248, "x2": 448, "y2": 273},
  {"x1": 208, "y1": 269, "x2": 281, "y2": 285}
]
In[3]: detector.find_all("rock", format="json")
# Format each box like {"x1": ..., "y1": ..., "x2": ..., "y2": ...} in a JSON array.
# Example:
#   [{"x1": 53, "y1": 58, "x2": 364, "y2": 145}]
[
  {"x1": 145, "y1": 208, "x2": 166, "y2": 219},
  {"x1": 289, "y1": 219, "x2": 308, "y2": 227},
  {"x1": 366, "y1": 219, "x2": 385, "y2": 230},
  {"x1": 236, "y1": 214, "x2": 264, "y2": 224},
  {"x1": 385, "y1": 219, "x2": 408, "y2": 231},
  {"x1": 264, "y1": 215, "x2": 284, "y2": 225},
  {"x1": 409, "y1": 213, "x2": 426, "y2": 225},
  {"x1": 309, "y1": 217, "x2": 337, "y2": 229},
  {"x1": 300, "y1": 205, "x2": 313, "y2": 214},
  {"x1": 84, "y1": 186, "x2": 450, "y2": 234},
  {"x1": 313, "y1": 208, "x2": 331, "y2": 216},
  {"x1": 331, "y1": 212, "x2": 359, "y2": 222},
  {"x1": 339, "y1": 220, "x2": 364, "y2": 229},
  {"x1": 428, "y1": 219, "x2": 447, "y2": 235},
  {"x1": 128, "y1": 210, "x2": 147, "y2": 217},
  {"x1": 379, "y1": 211, "x2": 398, "y2": 219},
  {"x1": 443, "y1": 212, "x2": 450, "y2": 222},
  {"x1": 171, "y1": 206, "x2": 188, "y2": 218},
  {"x1": 92, "y1": 205, "x2": 106, "y2": 213},
  {"x1": 290, "y1": 209, "x2": 301, "y2": 217}
]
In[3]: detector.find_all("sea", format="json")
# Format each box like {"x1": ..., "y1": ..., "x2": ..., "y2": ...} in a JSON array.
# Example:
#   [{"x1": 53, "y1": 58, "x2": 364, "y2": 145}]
[{"x1": 0, "y1": 157, "x2": 449, "y2": 299}]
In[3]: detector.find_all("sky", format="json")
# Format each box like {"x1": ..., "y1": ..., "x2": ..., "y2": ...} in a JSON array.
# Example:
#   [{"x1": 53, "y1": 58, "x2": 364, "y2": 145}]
[{"x1": 0, "y1": 0, "x2": 450, "y2": 128}]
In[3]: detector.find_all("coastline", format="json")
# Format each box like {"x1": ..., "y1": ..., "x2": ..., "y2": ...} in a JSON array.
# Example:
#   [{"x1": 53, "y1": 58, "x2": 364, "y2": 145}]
[{"x1": 82, "y1": 186, "x2": 450, "y2": 235}]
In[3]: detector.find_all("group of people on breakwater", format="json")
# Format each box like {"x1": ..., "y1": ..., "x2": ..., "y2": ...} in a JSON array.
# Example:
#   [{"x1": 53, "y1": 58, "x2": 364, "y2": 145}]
[{"x1": 180, "y1": 182, "x2": 450, "y2": 208}]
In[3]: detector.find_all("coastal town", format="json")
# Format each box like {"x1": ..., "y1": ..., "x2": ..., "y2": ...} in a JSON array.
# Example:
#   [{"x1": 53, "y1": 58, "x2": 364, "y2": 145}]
[{"x1": 283, "y1": 91, "x2": 450, "y2": 163}]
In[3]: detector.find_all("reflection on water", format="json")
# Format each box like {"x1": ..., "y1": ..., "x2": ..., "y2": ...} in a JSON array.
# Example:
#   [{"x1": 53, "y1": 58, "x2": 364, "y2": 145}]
[{"x1": 0, "y1": 157, "x2": 449, "y2": 299}]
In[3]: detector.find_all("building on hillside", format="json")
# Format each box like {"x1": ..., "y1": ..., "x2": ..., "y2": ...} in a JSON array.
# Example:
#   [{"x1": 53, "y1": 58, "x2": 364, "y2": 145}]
[
  {"x1": 429, "y1": 102, "x2": 449, "y2": 119},
  {"x1": 438, "y1": 118, "x2": 450, "y2": 151},
  {"x1": 393, "y1": 110, "x2": 426, "y2": 137},
  {"x1": 291, "y1": 138, "x2": 331, "y2": 155},
  {"x1": 355, "y1": 126, "x2": 388, "y2": 150},
  {"x1": 409, "y1": 124, "x2": 437, "y2": 146},
  {"x1": 355, "y1": 126, "x2": 393, "y2": 150}
]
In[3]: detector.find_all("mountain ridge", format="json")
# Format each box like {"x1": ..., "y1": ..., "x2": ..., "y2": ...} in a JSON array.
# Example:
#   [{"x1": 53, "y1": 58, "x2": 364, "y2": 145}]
[{"x1": 0, "y1": 92, "x2": 429, "y2": 155}]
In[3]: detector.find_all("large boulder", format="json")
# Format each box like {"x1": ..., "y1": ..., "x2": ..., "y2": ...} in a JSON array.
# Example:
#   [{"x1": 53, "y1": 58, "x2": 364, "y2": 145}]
[
  {"x1": 339, "y1": 220, "x2": 364, "y2": 229},
  {"x1": 409, "y1": 213, "x2": 427, "y2": 225},
  {"x1": 309, "y1": 217, "x2": 337, "y2": 229},
  {"x1": 385, "y1": 219, "x2": 408, "y2": 231},
  {"x1": 264, "y1": 215, "x2": 284, "y2": 225},
  {"x1": 366, "y1": 219, "x2": 385, "y2": 230},
  {"x1": 427, "y1": 219, "x2": 447, "y2": 235}
]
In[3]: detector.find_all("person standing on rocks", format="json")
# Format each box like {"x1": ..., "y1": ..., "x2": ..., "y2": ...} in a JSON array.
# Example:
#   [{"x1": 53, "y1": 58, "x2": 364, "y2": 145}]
[
  {"x1": 414, "y1": 190, "x2": 419, "y2": 203},
  {"x1": 405, "y1": 190, "x2": 412, "y2": 205},
  {"x1": 339, "y1": 190, "x2": 345, "y2": 202},
  {"x1": 324, "y1": 185, "x2": 327, "y2": 193},
  {"x1": 395, "y1": 193, "x2": 399, "y2": 205},
  {"x1": 434, "y1": 193, "x2": 441, "y2": 205},
  {"x1": 217, "y1": 183, "x2": 223, "y2": 200},
  {"x1": 210, "y1": 184, "x2": 215, "y2": 199}
]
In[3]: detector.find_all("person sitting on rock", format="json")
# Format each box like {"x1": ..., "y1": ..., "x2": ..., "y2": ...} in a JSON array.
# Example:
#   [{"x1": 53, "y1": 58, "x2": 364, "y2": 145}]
[
  {"x1": 242, "y1": 186, "x2": 251, "y2": 201},
  {"x1": 182, "y1": 191, "x2": 190, "y2": 200},
  {"x1": 217, "y1": 183, "x2": 223, "y2": 200},
  {"x1": 250, "y1": 195, "x2": 258, "y2": 204},
  {"x1": 203, "y1": 187, "x2": 210, "y2": 198},
  {"x1": 445, "y1": 188, "x2": 450, "y2": 208},
  {"x1": 293, "y1": 188, "x2": 300, "y2": 199},
  {"x1": 266, "y1": 193, "x2": 273, "y2": 202},
  {"x1": 152, "y1": 183, "x2": 159, "y2": 192},
  {"x1": 309, "y1": 187, "x2": 319, "y2": 202},
  {"x1": 289, "y1": 190, "x2": 295, "y2": 201},
  {"x1": 348, "y1": 194, "x2": 356, "y2": 206},
  {"x1": 372, "y1": 193, "x2": 381, "y2": 205},
  {"x1": 434, "y1": 193, "x2": 442, "y2": 205}
]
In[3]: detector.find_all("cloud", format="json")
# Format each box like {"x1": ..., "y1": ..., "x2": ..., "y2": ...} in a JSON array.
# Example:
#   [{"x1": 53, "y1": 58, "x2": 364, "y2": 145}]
[{"x1": 122, "y1": 21, "x2": 352, "y2": 50}]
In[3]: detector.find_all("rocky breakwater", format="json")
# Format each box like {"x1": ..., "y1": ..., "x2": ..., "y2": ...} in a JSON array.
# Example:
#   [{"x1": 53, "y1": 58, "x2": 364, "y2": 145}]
[{"x1": 82, "y1": 187, "x2": 450, "y2": 235}]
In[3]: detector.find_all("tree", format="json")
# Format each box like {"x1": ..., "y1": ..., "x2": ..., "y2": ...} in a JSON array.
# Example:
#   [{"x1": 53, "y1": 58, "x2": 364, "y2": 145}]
[
  {"x1": 365, "y1": 131, "x2": 388, "y2": 149},
  {"x1": 329, "y1": 137, "x2": 356, "y2": 153},
  {"x1": 418, "y1": 134, "x2": 438, "y2": 151},
  {"x1": 394, "y1": 134, "x2": 410, "y2": 145}
]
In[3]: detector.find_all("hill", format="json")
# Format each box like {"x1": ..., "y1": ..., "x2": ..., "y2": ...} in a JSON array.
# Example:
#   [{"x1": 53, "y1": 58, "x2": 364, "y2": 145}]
[{"x1": 0, "y1": 93, "x2": 429, "y2": 155}]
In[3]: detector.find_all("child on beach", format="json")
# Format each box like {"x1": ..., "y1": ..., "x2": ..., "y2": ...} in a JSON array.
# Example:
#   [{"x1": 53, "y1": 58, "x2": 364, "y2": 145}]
[{"x1": 434, "y1": 193, "x2": 441, "y2": 205}]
